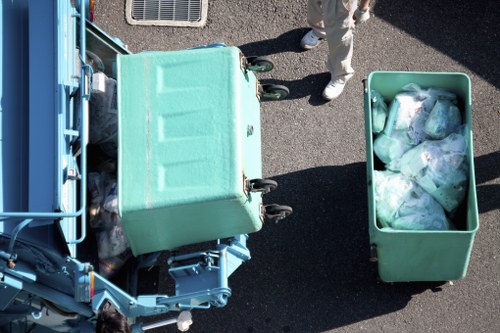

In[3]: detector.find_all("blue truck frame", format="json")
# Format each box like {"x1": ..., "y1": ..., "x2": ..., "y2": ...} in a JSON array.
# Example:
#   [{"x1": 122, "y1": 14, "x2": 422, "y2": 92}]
[{"x1": 0, "y1": 1, "x2": 280, "y2": 332}]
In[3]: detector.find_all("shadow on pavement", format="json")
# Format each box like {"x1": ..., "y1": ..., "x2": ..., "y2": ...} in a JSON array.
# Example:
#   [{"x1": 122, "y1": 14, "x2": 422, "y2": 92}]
[
  {"x1": 238, "y1": 28, "x2": 309, "y2": 58},
  {"x1": 373, "y1": 0, "x2": 500, "y2": 88},
  {"x1": 474, "y1": 151, "x2": 500, "y2": 213},
  {"x1": 259, "y1": 75, "x2": 331, "y2": 106},
  {"x1": 239, "y1": 28, "x2": 332, "y2": 106},
  {"x1": 190, "y1": 163, "x2": 445, "y2": 333}
]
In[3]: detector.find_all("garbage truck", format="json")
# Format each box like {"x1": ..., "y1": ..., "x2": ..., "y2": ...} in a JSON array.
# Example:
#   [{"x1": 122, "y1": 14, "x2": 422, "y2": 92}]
[{"x1": 0, "y1": 1, "x2": 291, "y2": 332}]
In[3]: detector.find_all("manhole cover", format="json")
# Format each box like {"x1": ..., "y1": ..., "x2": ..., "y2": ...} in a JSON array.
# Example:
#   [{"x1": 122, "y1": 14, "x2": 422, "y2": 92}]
[{"x1": 126, "y1": 0, "x2": 208, "y2": 27}]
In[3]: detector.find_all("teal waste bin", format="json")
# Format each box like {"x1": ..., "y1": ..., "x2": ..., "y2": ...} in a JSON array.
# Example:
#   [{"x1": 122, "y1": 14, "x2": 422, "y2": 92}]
[
  {"x1": 117, "y1": 46, "x2": 264, "y2": 256},
  {"x1": 364, "y1": 71, "x2": 479, "y2": 282}
]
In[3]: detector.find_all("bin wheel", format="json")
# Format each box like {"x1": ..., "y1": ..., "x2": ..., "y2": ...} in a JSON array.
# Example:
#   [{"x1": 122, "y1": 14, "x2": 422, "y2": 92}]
[
  {"x1": 259, "y1": 84, "x2": 289, "y2": 101},
  {"x1": 246, "y1": 56, "x2": 274, "y2": 73},
  {"x1": 264, "y1": 204, "x2": 293, "y2": 222},
  {"x1": 250, "y1": 179, "x2": 278, "y2": 194}
]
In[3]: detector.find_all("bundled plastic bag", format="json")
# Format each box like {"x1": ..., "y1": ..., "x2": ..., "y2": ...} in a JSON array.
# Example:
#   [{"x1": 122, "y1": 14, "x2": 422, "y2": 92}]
[
  {"x1": 424, "y1": 99, "x2": 462, "y2": 139},
  {"x1": 403, "y1": 83, "x2": 457, "y2": 114},
  {"x1": 89, "y1": 74, "x2": 118, "y2": 158},
  {"x1": 374, "y1": 170, "x2": 451, "y2": 230},
  {"x1": 371, "y1": 90, "x2": 388, "y2": 134},
  {"x1": 374, "y1": 130, "x2": 414, "y2": 165},
  {"x1": 383, "y1": 84, "x2": 458, "y2": 145},
  {"x1": 88, "y1": 172, "x2": 131, "y2": 277},
  {"x1": 398, "y1": 129, "x2": 468, "y2": 212},
  {"x1": 392, "y1": 187, "x2": 451, "y2": 230},
  {"x1": 384, "y1": 92, "x2": 424, "y2": 135},
  {"x1": 373, "y1": 170, "x2": 416, "y2": 228},
  {"x1": 373, "y1": 84, "x2": 460, "y2": 165},
  {"x1": 373, "y1": 86, "x2": 427, "y2": 165}
]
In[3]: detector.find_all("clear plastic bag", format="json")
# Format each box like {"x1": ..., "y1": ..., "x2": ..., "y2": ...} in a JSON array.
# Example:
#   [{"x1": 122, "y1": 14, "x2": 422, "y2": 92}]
[
  {"x1": 374, "y1": 170, "x2": 451, "y2": 230},
  {"x1": 402, "y1": 83, "x2": 457, "y2": 113},
  {"x1": 371, "y1": 90, "x2": 388, "y2": 134},
  {"x1": 382, "y1": 84, "x2": 458, "y2": 146},
  {"x1": 374, "y1": 130, "x2": 414, "y2": 165},
  {"x1": 373, "y1": 88, "x2": 426, "y2": 165},
  {"x1": 384, "y1": 93, "x2": 424, "y2": 135},
  {"x1": 398, "y1": 129, "x2": 468, "y2": 212},
  {"x1": 424, "y1": 99, "x2": 462, "y2": 139},
  {"x1": 392, "y1": 187, "x2": 451, "y2": 230},
  {"x1": 374, "y1": 170, "x2": 416, "y2": 228}
]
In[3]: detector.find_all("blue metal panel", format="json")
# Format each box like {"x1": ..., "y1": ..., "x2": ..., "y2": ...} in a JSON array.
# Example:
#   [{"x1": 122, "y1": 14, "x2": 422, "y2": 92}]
[
  {"x1": 28, "y1": 0, "x2": 56, "y2": 218},
  {"x1": 0, "y1": 0, "x2": 30, "y2": 223}
]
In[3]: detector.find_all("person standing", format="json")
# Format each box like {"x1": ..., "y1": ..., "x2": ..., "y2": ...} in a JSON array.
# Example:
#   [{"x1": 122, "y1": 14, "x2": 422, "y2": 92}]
[{"x1": 300, "y1": 0, "x2": 371, "y2": 100}]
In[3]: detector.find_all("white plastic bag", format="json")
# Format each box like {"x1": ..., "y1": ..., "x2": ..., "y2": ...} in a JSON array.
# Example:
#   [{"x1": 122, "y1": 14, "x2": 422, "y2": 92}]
[
  {"x1": 374, "y1": 130, "x2": 414, "y2": 165},
  {"x1": 382, "y1": 84, "x2": 458, "y2": 147},
  {"x1": 398, "y1": 130, "x2": 468, "y2": 212},
  {"x1": 371, "y1": 90, "x2": 388, "y2": 134},
  {"x1": 373, "y1": 170, "x2": 415, "y2": 228},
  {"x1": 392, "y1": 187, "x2": 451, "y2": 230},
  {"x1": 374, "y1": 170, "x2": 451, "y2": 230},
  {"x1": 424, "y1": 99, "x2": 462, "y2": 139}
]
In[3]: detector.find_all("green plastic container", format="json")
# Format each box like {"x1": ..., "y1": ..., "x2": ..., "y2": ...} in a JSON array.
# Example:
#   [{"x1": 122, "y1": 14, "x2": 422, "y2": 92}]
[
  {"x1": 364, "y1": 72, "x2": 479, "y2": 282},
  {"x1": 117, "y1": 46, "x2": 263, "y2": 256}
]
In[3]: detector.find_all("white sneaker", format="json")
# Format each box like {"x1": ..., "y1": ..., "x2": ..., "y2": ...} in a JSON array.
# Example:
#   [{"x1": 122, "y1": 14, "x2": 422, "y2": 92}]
[
  {"x1": 322, "y1": 80, "x2": 346, "y2": 101},
  {"x1": 300, "y1": 30, "x2": 324, "y2": 50}
]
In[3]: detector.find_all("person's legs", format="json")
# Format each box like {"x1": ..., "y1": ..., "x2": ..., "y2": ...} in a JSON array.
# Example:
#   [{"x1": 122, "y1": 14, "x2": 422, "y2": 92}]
[
  {"x1": 322, "y1": 0, "x2": 356, "y2": 100},
  {"x1": 307, "y1": 0, "x2": 326, "y2": 38},
  {"x1": 301, "y1": 0, "x2": 326, "y2": 49}
]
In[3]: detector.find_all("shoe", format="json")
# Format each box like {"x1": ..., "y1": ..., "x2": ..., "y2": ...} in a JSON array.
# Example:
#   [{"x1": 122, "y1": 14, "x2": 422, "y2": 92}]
[
  {"x1": 322, "y1": 80, "x2": 346, "y2": 101},
  {"x1": 300, "y1": 30, "x2": 324, "y2": 50}
]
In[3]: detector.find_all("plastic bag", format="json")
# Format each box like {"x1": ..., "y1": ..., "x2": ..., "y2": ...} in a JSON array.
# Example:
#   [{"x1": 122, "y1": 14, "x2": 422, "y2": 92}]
[
  {"x1": 88, "y1": 172, "x2": 131, "y2": 277},
  {"x1": 89, "y1": 74, "x2": 118, "y2": 158},
  {"x1": 373, "y1": 170, "x2": 416, "y2": 228},
  {"x1": 402, "y1": 83, "x2": 457, "y2": 113},
  {"x1": 371, "y1": 90, "x2": 388, "y2": 134},
  {"x1": 374, "y1": 170, "x2": 451, "y2": 230},
  {"x1": 398, "y1": 129, "x2": 468, "y2": 212},
  {"x1": 383, "y1": 84, "x2": 458, "y2": 146},
  {"x1": 392, "y1": 187, "x2": 451, "y2": 230},
  {"x1": 374, "y1": 84, "x2": 462, "y2": 166},
  {"x1": 373, "y1": 89, "x2": 426, "y2": 165},
  {"x1": 424, "y1": 99, "x2": 462, "y2": 139},
  {"x1": 384, "y1": 92, "x2": 425, "y2": 135},
  {"x1": 374, "y1": 130, "x2": 414, "y2": 165}
]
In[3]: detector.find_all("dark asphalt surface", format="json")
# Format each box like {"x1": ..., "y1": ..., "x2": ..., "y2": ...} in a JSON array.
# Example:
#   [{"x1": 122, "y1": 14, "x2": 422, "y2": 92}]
[{"x1": 94, "y1": 1, "x2": 500, "y2": 332}]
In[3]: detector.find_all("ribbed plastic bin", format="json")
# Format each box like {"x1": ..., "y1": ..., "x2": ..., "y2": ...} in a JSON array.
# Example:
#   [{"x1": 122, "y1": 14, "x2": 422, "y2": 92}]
[
  {"x1": 117, "y1": 46, "x2": 263, "y2": 256},
  {"x1": 364, "y1": 71, "x2": 479, "y2": 282}
]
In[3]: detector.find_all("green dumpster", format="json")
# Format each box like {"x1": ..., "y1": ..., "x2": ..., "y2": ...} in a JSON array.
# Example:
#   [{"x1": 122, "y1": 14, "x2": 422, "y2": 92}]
[{"x1": 364, "y1": 71, "x2": 479, "y2": 282}]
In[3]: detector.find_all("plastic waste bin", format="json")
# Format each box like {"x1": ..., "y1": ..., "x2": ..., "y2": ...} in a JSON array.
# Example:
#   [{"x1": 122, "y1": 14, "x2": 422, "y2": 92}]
[
  {"x1": 118, "y1": 46, "x2": 264, "y2": 255},
  {"x1": 364, "y1": 71, "x2": 479, "y2": 282}
]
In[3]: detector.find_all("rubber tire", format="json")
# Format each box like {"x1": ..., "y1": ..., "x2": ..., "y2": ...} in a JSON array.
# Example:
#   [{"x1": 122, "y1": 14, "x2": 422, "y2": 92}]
[{"x1": 260, "y1": 84, "x2": 289, "y2": 101}]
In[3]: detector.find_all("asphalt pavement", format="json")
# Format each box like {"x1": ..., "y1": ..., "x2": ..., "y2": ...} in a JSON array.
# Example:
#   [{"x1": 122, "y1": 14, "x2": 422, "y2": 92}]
[{"x1": 94, "y1": 0, "x2": 500, "y2": 332}]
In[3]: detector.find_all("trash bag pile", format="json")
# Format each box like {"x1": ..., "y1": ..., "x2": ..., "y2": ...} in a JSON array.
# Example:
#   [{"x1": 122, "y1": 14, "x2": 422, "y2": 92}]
[
  {"x1": 89, "y1": 171, "x2": 131, "y2": 278},
  {"x1": 87, "y1": 71, "x2": 131, "y2": 278},
  {"x1": 371, "y1": 84, "x2": 468, "y2": 231},
  {"x1": 89, "y1": 73, "x2": 118, "y2": 159}
]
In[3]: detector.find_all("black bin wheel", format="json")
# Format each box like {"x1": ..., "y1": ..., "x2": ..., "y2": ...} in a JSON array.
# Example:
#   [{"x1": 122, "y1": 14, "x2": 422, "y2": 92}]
[
  {"x1": 250, "y1": 179, "x2": 278, "y2": 194},
  {"x1": 259, "y1": 84, "x2": 289, "y2": 101},
  {"x1": 246, "y1": 56, "x2": 274, "y2": 73},
  {"x1": 264, "y1": 204, "x2": 293, "y2": 222}
]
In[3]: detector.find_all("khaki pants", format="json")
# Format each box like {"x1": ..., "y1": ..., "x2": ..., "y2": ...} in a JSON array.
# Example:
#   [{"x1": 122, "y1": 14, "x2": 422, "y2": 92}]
[{"x1": 307, "y1": 0, "x2": 356, "y2": 82}]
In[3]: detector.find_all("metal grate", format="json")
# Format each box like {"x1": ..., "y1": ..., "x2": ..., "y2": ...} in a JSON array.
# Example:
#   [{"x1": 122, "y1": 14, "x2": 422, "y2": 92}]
[{"x1": 127, "y1": 0, "x2": 208, "y2": 27}]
